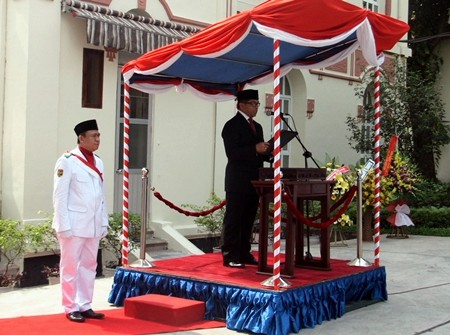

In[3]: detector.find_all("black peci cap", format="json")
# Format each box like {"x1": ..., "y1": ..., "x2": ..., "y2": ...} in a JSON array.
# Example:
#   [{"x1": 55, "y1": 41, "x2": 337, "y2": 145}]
[
  {"x1": 236, "y1": 89, "x2": 259, "y2": 102},
  {"x1": 74, "y1": 119, "x2": 98, "y2": 136}
]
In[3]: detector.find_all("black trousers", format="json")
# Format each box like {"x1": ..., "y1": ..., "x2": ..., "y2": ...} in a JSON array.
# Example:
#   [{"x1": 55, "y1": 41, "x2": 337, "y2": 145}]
[{"x1": 221, "y1": 191, "x2": 259, "y2": 263}]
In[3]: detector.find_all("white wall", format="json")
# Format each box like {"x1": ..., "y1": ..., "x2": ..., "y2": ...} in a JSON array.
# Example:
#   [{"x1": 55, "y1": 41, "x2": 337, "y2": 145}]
[
  {"x1": 2, "y1": 0, "x2": 62, "y2": 222},
  {"x1": 303, "y1": 71, "x2": 362, "y2": 167},
  {"x1": 149, "y1": 90, "x2": 217, "y2": 227}
]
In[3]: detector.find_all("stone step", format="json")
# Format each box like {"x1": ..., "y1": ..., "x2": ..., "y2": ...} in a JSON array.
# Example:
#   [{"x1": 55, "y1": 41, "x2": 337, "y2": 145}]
[
  {"x1": 148, "y1": 248, "x2": 188, "y2": 261},
  {"x1": 146, "y1": 236, "x2": 168, "y2": 251}
]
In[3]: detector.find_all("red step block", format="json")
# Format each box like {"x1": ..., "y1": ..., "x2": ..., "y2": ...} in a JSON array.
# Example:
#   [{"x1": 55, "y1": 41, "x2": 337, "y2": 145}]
[{"x1": 124, "y1": 294, "x2": 206, "y2": 325}]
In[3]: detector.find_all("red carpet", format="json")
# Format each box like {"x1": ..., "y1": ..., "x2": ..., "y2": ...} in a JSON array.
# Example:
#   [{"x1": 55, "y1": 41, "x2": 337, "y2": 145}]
[
  {"x1": 139, "y1": 252, "x2": 375, "y2": 289},
  {"x1": 0, "y1": 308, "x2": 225, "y2": 335}
]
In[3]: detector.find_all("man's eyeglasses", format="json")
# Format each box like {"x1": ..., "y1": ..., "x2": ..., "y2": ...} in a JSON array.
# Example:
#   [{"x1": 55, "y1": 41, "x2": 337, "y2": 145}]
[{"x1": 243, "y1": 101, "x2": 261, "y2": 107}]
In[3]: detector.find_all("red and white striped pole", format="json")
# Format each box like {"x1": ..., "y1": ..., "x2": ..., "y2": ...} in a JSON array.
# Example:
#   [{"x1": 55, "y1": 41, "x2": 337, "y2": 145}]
[
  {"x1": 122, "y1": 83, "x2": 131, "y2": 266},
  {"x1": 272, "y1": 39, "x2": 282, "y2": 290},
  {"x1": 373, "y1": 66, "x2": 381, "y2": 266}
]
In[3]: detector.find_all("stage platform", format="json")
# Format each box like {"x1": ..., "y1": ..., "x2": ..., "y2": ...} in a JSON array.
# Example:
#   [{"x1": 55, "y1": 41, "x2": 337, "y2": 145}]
[{"x1": 108, "y1": 252, "x2": 387, "y2": 335}]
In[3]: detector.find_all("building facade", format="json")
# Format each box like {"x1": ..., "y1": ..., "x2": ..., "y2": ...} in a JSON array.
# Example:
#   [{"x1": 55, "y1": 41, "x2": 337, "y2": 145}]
[{"x1": 0, "y1": 0, "x2": 418, "y2": 252}]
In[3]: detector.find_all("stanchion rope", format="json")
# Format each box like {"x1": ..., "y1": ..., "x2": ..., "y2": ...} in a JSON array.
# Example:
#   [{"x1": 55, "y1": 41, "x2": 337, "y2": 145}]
[
  {"x1": 153, "y1": 189, "x2": 226, "y2": 217},
  {"x1": 282, "y1": 185, "x2": 357, "y2": 229},
  {"x1": 153, "y1": 185, "x2": 355, "y2": 227}
]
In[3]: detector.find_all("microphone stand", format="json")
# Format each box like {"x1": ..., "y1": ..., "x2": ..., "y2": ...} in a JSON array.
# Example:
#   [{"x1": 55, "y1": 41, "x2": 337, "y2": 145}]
[
  {"x1": 281, "y1": 115, "x2": 320, "y2": 169},
  {"x1": 281, "y1": 115, "x2": 320, "y2": 260}
]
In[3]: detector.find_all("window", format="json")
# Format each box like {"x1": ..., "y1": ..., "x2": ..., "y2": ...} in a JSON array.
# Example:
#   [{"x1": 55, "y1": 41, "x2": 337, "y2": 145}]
[
  {"x1": 363, "y1": 0, "x2": 378, "y2": 12},
  {"x1": 360, "y1": 84, "x2": 375, "y2": 161},
  {"x1": 82, "y1": 48, "x2": 104, "y2": 108},
  {"x1": 118, "y1": 85, "x2": 150, "y2": 169},
  {"x1": 271, "y1": 77, "x2": 293, "y2": 167}
]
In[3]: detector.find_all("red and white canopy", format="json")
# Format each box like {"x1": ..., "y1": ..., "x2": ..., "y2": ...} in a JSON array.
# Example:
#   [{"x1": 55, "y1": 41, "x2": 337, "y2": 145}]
[{"x1": 122, "y1": 0, "x2": 409, "y2": 101}]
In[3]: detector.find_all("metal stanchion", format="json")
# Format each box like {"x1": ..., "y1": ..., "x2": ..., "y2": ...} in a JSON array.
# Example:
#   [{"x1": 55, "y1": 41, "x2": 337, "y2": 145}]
[
  {"x1": 348, "y1": 173, "x2": 371, "y2": 267},
  {"x1": 130, "y1": 168, "x2": 155, "y2": 268},
  {"x1": 261, "y1": 276, "x2": 291, "y2": 288}
]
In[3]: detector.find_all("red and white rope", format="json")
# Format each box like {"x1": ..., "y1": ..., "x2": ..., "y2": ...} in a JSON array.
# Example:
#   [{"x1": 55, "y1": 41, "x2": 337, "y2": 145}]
[
  {"x1": 373, "y1": 67, "x2": 381, "y2": 266},
  {"x1": 122, "y1": 83, "x2": 130, "y2": 266},
  {"x1": 272, "y1": 39, "x2": 282, "y2": 289}
]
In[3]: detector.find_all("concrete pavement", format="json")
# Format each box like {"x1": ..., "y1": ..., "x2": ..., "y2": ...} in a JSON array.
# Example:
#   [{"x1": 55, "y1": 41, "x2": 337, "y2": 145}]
[{"x1": 1, "y1": 235, "x2": 449, "y2": 335}]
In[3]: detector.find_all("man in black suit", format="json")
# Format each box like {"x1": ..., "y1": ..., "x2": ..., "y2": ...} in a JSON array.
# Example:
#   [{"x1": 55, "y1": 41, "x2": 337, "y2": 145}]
[{"x1": 221, "y1": 89, "x2": 272, "y2": 268}]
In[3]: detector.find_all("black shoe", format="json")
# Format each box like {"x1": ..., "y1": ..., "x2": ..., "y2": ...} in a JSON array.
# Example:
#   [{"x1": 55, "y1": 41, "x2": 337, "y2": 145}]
[
  {"x1": 223, "y1": 261, "x2": 245, "y2": 268},
  {"x1": 66, "y1": 311, "x2": 85, "y2": 323},
  {"x1": 241, "y1": 254, "x2": 258, "y2": 265},
  {"x1": 80, "y1": 309, "x2": 105, "y2": 319},
  {"x1": 242, "y1": 258, "x2": 258, "y2": 265}
]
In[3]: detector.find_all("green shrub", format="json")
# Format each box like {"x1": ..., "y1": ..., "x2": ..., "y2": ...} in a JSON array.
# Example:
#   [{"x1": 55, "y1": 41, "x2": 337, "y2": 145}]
[
  {"x1": 182, "y1": 193, "x2": 225, "y2": 236},
  {"x1": 408, "y1": 207, "x2": 450, "y2": 229},
  {"x1": 406, "y1": 227, "x2": 450, "y2": 237},
  {"x1": 404, "y1": 181, "x2": 450, "y2": 207},
  {"x1": 25, "y1": 214, "x2": 58, "y2": 253},
  {"x1": 0, "y1": 219, "x2": 26, "y2": 273},
  {"x1": 101, "y1": 212, "x2": 141, "y2": 267}
]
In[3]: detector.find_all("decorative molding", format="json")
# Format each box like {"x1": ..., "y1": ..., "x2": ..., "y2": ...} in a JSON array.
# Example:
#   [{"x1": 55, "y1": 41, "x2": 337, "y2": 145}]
[
  {"x1": 85, "y1": 0, "x2": 112, "y2": 5},
  {"x1": 104, "y1": 47, "x2": 118, "y2": 62},
  {"x1": 158, "y1": 0, "x2": 208, "y2": 27},
  {"x1": 264, "y1": 93, "x2": 274, "y2": 115},
  {"x1": 306, "y1": 99, "x2": 315, "y2": 119},
  {"x1": 309, "y1": 69, "x2": 361, "y2": 84}
]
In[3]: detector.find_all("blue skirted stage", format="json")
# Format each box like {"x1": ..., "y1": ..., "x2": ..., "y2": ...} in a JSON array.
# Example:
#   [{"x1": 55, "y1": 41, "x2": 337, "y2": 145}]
[{"x1": 108, "y1": 253, "x2": 387, "y2": 335}]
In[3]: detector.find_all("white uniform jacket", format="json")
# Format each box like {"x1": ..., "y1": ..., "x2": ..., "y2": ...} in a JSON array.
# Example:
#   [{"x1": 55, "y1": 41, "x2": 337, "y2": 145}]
[{"x1": 52, "y1": 147, "x2": 109, "y2": 238}]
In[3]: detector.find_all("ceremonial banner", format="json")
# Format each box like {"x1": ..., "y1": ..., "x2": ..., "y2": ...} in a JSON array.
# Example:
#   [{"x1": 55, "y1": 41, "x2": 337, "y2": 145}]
[{"x1": 382, "y1": 135, "x2": 398, "y2": 177}]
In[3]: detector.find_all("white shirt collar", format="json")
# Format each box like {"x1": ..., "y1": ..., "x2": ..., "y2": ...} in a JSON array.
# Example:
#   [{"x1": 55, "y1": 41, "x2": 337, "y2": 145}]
[{"x1": 237, "y1": 109, "x2": 251, "y2": 121}]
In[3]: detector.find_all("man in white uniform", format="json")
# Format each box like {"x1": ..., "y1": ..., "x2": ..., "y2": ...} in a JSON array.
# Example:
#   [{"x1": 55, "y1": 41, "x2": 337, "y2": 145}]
[{"x1": 53, "y1": 119, "x2": 109, "y2": 323}]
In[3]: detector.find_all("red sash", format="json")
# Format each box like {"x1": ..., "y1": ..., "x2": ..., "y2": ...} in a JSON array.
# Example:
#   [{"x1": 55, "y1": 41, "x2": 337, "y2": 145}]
[{"x1": 71, "y1": 153, "x2": 103, "y2": 182}]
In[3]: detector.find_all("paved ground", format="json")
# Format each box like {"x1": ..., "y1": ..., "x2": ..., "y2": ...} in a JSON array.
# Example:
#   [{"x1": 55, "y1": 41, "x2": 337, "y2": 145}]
[{"x1": 1, "y1": 235, "x2": 449, "y2": 335}]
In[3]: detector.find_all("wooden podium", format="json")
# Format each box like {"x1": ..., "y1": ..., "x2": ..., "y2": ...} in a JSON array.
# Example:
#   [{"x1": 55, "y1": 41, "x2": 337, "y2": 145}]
[{"x1": 252, "y1": 168, "x2": 334, "y2": 277}]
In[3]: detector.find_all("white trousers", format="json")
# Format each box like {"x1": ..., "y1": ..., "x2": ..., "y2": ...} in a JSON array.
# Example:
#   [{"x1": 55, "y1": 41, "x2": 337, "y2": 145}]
[{"x1": 58, "y1": 235, "x2": 100, "y2": 313}]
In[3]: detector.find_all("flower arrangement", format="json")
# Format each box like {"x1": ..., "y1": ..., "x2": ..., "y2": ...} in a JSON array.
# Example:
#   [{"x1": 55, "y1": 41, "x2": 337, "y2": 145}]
[
  {"x1": 361, "y1": 152, "x2": 421, "y2": 209},
  {"x1": 361, "y1": 169, "x2": 395, "y2": 209},
  {"x1": 324, "y1": 161, "x2": 356, "y2": 227},
  {"x1": 324, "y1": 151, "x2": 420, "y2": 226},
  {"x1": 335, "y1": 213, "x2": 352, "y2": 227}
]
